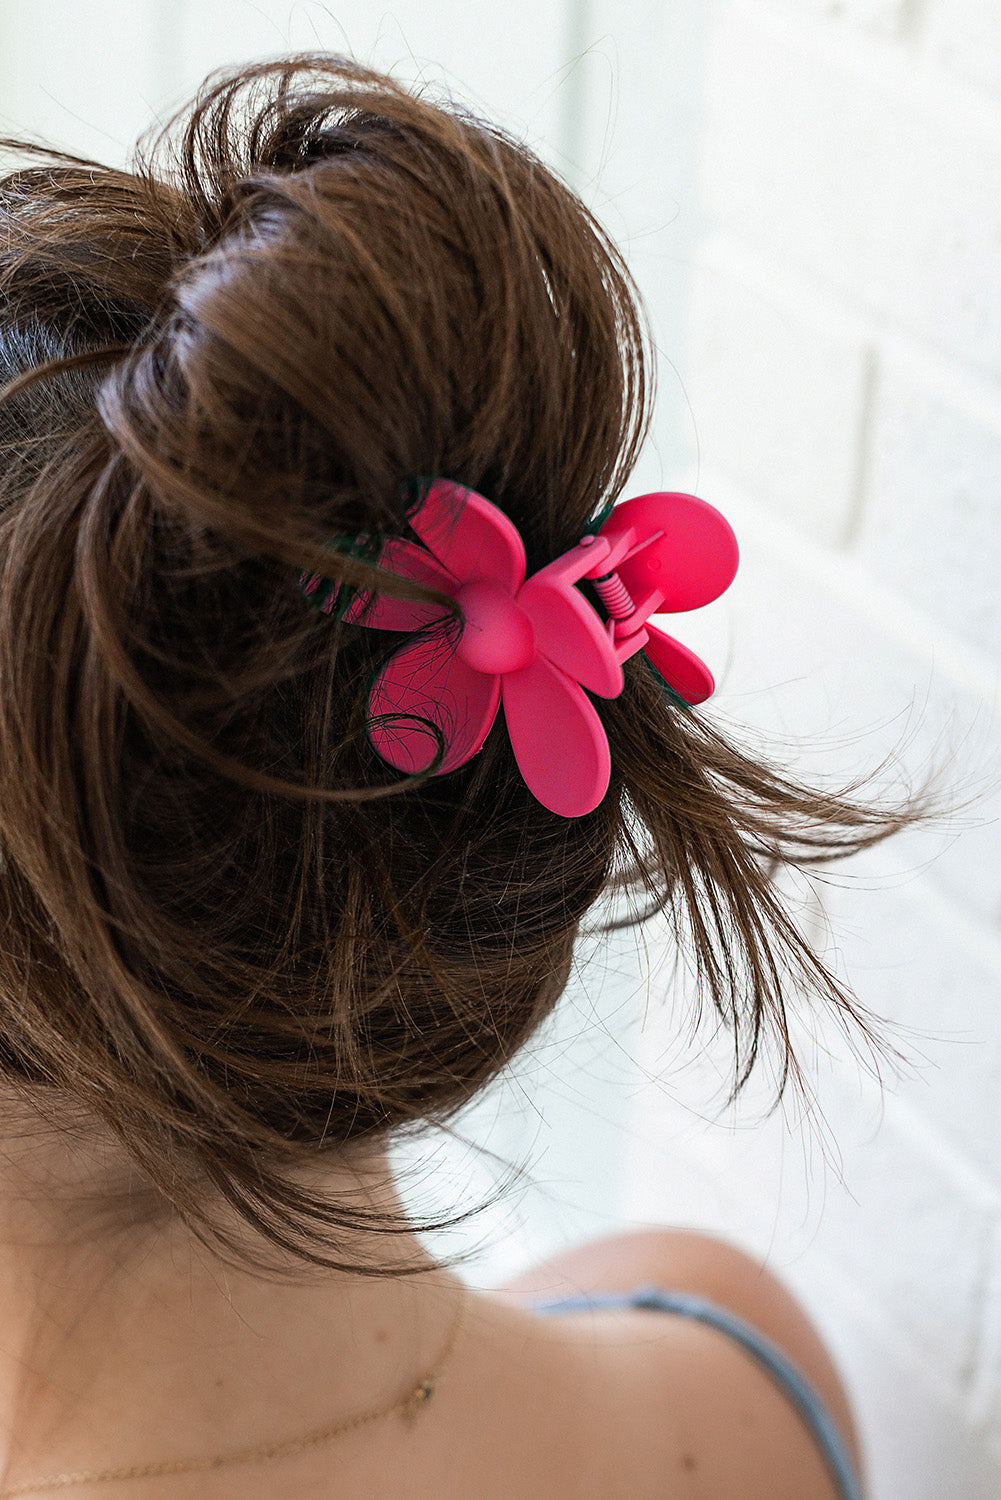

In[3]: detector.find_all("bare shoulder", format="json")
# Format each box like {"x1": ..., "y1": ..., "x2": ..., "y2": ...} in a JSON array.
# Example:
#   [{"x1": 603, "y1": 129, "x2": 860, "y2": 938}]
[{"x1": 492, "y1": 1228, "x2": 863, "y2": 1500}]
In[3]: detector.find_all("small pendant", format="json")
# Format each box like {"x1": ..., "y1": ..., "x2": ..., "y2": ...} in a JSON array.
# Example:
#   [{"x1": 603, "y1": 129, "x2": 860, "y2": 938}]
[{"x1": 404, "y1": 1378, "x2": 436, "y2": 1421}]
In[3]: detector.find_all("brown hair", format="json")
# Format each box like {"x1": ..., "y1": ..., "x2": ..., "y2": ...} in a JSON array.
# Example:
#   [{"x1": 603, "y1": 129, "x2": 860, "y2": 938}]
[{"x1": 0, "y1": 53, "x2": 932, "y2": 1280}]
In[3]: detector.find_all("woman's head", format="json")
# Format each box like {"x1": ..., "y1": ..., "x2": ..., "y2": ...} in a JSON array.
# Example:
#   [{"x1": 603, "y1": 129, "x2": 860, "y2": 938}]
[{"x1": 0, "y1": 53, "x2": 928, "y2": 1280}]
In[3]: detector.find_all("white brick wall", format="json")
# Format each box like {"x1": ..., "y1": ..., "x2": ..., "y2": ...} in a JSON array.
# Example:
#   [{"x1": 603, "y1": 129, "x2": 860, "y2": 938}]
[
  {"x1": 0, "y1": 0, "x2": 163, "y2": 162},
  {"x1": 618, "y1": 1, "x2": 1001, "y2": 1495},
  {"x1": 3, "y1": 3, "x2": 1001, "y2": 1495},
  {"x1": 701, "y1": 3, "x2": 1001, "y2": 382},
  {"x1": 782, "y1": 0, "x2": 913, "y2": 40},
  {"x1": 166, "y1": 0, "x2": 570, "y2": 162},
  {"x1": 685, "y1": 243, "x2": 872, "y2": 545},
  {"x1": 860, "y1": 354, "x2": 1001, "y2": 663},
  {"x1": 0, "y1": 0, "x2": 571, "y2": 178},
  {"x1": 927, "y1": 0, "x2": 1001, "y2": 101}
]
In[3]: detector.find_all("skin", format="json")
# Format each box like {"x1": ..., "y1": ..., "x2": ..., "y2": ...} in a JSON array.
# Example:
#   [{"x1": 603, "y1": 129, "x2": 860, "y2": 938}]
[
  {"x1": 0, "y1": 1126, "x2": 862, "y2": 1498},
  {"x1": 0, "y1": 1132, "x2": 465, "y2": 1491},
  {"x1": 497, "y1": 1227, "x2": 865, "y2": 1496}
]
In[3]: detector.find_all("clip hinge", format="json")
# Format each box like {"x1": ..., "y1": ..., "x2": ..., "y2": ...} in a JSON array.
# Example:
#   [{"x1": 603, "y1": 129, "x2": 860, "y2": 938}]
[{"x1": 582, "y1": 525, "x2": 666, "y2": 653}]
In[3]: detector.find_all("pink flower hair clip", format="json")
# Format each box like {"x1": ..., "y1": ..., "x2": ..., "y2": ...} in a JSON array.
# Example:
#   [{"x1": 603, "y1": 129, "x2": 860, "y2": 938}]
[{"x1": 298, "y1": 478, "x2": 738, "y2": 817}]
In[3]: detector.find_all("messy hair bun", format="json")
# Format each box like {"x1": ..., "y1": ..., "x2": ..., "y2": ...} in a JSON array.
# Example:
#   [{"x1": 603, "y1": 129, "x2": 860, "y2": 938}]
[{"x1": 0, "y1": 55, "x2": 927, "y2": 1277}]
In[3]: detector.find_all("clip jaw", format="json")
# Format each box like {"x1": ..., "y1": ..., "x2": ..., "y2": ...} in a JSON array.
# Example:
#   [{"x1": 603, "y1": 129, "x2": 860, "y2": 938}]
[
  {"x1": 503, "y1": 489, "x2": 738, "y2": 709},
  {"x1": 531, "y1": 525, "x2": 672, "y2": 672}
]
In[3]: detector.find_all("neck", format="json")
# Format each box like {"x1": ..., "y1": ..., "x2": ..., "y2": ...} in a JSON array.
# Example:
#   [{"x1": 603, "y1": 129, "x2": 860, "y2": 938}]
[{"x1": 0, "y1": 1135, "x2": 467, "y2": 1487}]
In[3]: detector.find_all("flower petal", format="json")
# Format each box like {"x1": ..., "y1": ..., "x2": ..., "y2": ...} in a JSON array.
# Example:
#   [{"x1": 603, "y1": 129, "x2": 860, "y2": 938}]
[
  {"x1": 367, "y1": 632, "x2": 501, "y2": 775},
  {"x1": 341, "y1": 538, "x2": 458, "y2": 630},
  {"x1": 515, "y1": 574, "x2": 622, "y2": 697},
  {"x1": 501, "y1": 656, "x2": 611, "y2": 816},
  {"x1": 408, "y1": 479, "x2": 525, "y2": 594},
  {"x1": 643, "y1": 623, "x2": 715, "y2": 704},
  {"x1": 600, "y1": 492, "x2": 739, "y2": 612}
]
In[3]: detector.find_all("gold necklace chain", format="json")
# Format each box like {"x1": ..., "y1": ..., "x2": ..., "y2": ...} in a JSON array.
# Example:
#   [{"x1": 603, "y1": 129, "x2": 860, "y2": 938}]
[{"x1": 0, "y1": 1285, "x2": 469, "y2": 1498}]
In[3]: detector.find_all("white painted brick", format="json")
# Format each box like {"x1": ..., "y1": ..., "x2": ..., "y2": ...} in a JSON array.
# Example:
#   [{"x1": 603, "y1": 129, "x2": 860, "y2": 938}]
[
  {"x1": 859, "y1": 358, "x2": 1001, "y2": 663},
  {"x1": 824, "y1": 859, "x2": 1001, "y2": 1188},
  {"x1": 700, "y1": 3, "x2": 1001, "y2": 380},
  {"x1": 926, "y1": 0, "x2": 1001, "y2": 105},
  {"x1": 969, "y1": 1221, "x2": 1001, "y2": 1460},
  {"x1": 780, "y1": 0, "x2": 911, "y2": 39},
  {"x1": 699, "y1": 481, "x2": 1001, "y2": 924},
  {"x1": 0, "y1": 0, "x2": 163, "y2": 168},
  {"x1": 684, "y1": 243, "x2": 869, "y2": 544},
  {"x1": 831, "y1": 1294, "x2": 1001, "y2": 1499},
  {"x1": 623, "y1": 1028, "x2": 996, "y2": 1392},
  {"x1": 173, "y1": 0, "x2": 568, "y2": 162},
  {"x1": 569, "y1": 1, "x2": 719, "y2": 468}
]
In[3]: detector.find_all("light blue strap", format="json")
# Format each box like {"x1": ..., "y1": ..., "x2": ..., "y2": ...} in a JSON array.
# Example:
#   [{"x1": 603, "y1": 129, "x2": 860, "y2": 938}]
[{"x1": 530, "y1": 1284, "x2": 863, "y2": 1500}]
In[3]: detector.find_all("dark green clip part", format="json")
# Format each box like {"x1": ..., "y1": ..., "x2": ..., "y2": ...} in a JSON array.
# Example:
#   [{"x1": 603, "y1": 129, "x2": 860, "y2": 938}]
[
  {"x1": 296, "y1": 479, "x2": 435, "y2": 622},
  {"x1": 640, "y1": 653, "x2": 693, "y2": 712},
  {"x1": 296, "y1": 531, "x2": 386, "y2": 622},
  {"x1": 585, "y1": 495, "x2": 617, "y2": 535}
]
